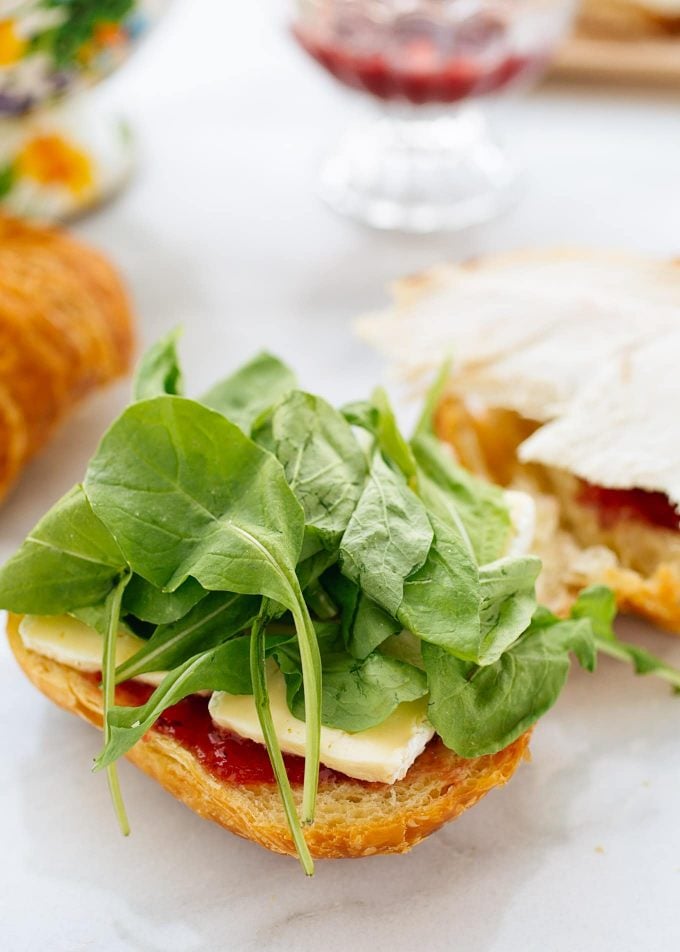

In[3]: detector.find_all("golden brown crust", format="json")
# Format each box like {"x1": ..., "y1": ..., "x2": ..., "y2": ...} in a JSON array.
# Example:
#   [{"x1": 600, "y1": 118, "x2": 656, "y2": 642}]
[
  {"x1": 7, "y1": 614, "x2": 530, "y2": 861},
  {"x1": 435, "y1": 396, "x2": 680, "y2": 634},
  {"x1": 0, "y1": 216, "x2": 134, "y2": 503},
  {"x1": 577, "y1": 0, "x2": 680, "y2": 39}
]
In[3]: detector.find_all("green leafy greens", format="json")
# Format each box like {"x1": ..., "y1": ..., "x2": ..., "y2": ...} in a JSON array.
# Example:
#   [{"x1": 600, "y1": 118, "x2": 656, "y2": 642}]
[
  {"x1": 132, "y1": 328, "x2": 184, "y2": 402},
  {"x1": 2, "y1": 343, "x2": 679, "y2": 876}
]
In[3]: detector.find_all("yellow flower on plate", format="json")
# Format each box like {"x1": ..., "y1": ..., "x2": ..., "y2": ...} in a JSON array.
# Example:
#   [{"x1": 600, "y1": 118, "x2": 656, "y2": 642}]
[
  {"x1": 95, "y1": 22, "x2": 127, "y2": 48},
  {"x1": 0, "y1": 20, "x2": 26, "y2": 67},
  {"x1": 16, "y1": 134, "x2": 94, "y2": 195}
]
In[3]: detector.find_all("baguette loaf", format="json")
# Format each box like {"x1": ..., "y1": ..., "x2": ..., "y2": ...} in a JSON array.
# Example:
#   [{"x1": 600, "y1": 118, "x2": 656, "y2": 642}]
[
  {"x1": 0, "y1": 216, "x2": 134, "y2": 503},
  {"x1": 7, "y1": 614, "x2": 530, "y2": 861}
]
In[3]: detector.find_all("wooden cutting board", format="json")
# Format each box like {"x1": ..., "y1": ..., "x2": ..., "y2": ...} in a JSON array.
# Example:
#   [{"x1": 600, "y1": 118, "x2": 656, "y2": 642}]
[{"x1": 552, "y1": 34, "x2": 680, "y2": 84}]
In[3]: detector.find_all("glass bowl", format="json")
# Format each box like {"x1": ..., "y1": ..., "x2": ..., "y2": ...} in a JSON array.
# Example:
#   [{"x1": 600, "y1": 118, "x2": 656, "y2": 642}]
[{"x1": 293, "y1": 0, "x2": 576, "y2": 231}]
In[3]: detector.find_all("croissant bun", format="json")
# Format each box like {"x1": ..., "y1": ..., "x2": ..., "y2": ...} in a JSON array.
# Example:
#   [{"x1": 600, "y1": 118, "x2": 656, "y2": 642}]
[{"x1": 0, "y1": 216, "x2": 134, "y2": 503}]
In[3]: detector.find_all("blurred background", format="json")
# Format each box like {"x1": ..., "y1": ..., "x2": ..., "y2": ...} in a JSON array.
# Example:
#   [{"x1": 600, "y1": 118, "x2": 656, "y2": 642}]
[
  {"x1": 52, "y1": 1, "x2": 680, "y2": 350},
  {"x1": 2, "y1": 1, "x2": 678, "y2": 378},
  {"x1": 2, "y1": 3, "x2": 680, "y2": 950}
]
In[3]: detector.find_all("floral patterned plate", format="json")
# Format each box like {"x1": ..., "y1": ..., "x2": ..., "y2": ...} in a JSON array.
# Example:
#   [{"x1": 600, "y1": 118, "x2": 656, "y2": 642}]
[{"x1": 0, "y1": 0, "x2": 165, "y2": 219}]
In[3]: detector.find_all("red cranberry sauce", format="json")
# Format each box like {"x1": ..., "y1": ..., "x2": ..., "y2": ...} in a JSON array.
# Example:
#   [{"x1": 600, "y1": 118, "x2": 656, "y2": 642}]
[
  {"x1": 293, "y1": 10, "x2": 546, "y2": 105},
  {"x1": 115, "y1": 679, "x2": 345, "y2": 787},
  {"x1": 578, "y1": 481, "x2": 680, "y2": 532}
]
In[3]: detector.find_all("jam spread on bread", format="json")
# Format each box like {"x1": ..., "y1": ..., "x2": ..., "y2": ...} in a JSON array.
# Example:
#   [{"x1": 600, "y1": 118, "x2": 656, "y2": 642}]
[
  {"x1": 116, "y1": 679, "x2": 350, "y2": 787},
  {"x1": 578, "y1": 481, "x2": 680, "y2": 532}
]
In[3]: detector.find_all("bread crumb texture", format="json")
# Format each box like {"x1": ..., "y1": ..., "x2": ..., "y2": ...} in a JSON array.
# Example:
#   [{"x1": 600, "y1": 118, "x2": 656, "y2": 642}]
[{"x1": 436, "y1": 397, "x2": 680, "y2": 633}]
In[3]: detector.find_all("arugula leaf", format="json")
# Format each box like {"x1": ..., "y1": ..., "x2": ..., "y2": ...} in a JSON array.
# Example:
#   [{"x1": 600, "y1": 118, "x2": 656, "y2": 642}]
[
  {"x1": 250, "y1": 607, "x2": 314, "y2": 874},
  {"x1": 122, "y1": 574, "x2": 206, "y2": 625},
  {"x1": 84, "y1": 397, "x2": 305, "y2": 603},
  {"x1": 271, "y1": 622, "x2": 427, "y2": 732},
  {"x1": 296, "y1": 548, "x2": 338, "y2": 592},
  {"x1": 253, "y1": 390, "x2": 368, "y2": 559},
  {"x1": 288, "y1": 651, "x2": 428, "y2": 733},
  {"x1": 477, "y1": 556, "x2": 541, "y2": 664},
  {"x1": 70, "y1": 603, "x2": 132, "y2": 637},
  {"x1": 201, "y1": 352, "x2": 296, "y2": 433},
  {"x1": 343, "y1": 388, "x2": 417, "y2": 486},
  {"x1": 573, "y1": 586, "x2": 680, "y2": 690},
  {"x1": 412, "y1": 432, "x2": 511, "y2": 565},
  {"x1": 302, "y1": 579, "x2": 337, "y2": 620},
  {"x1": 133, "y1": 328, "x2": 184, "y2": 401},
  {"x1": 101, "y1": 574, "x2": 131, "y2": 836},
  {"x1": 339, "y1": 451, "x2": 433, "y2": 617},
  {"x1": 84, "y1": 396, "x2": 322, "y2": 822},
  {"x1": 322, "y1": 568, "x2": 401, "y2": 659},
  {"x1": 570, "y1": 585, "x2": 617, "y2": 640},
  {"x1": 96, "y1": 637, "x2": 254, "y2": 769},
  {"x1": 396, "y1": 502, "x2": 479, "y2": 659},
  {"x1": 0, "y1": 485, "x2": 126, "y2": 614},
  {"x1": 116, "y1": 590, "x2": 259, "y2": 682},
  {"x1": 423, "y1": 607, "x2": 597, "y2": 757},
  {"x1": 338, "y1": 457, "x2": 523, "y2": 666},
  {"x1": 396, "y1": 474, "x2": 538, "y2": 664},
  {"x1": 413, "y1": 359, "x2": 451, "y2": 440}
]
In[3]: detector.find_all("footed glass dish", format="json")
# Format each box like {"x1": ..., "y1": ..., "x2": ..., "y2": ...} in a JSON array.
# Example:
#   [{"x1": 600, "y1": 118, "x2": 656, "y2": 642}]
[{"x1": 293, "y1": 0, "x2": 575, "y2": 232}]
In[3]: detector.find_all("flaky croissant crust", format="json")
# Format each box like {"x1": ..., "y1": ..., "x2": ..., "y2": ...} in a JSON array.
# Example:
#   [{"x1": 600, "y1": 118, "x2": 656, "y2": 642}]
[{"x1": 0, "y1": 216, "x2": 134, "y2": 503}]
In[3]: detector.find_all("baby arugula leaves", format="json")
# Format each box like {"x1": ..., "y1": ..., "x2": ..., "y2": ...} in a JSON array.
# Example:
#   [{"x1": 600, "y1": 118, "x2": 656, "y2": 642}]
[
  {"x1": 424, "y1": 591, "x2": 599, "y2": 758},
  {"x1": 252, "y1": 390, "x2": 368, "y2": 560},
  {"x1": 2, "y1": 339, "x2": 680, "y2": 875},
  {"x1": 339, "y1": 451, "x2": 433, "y2": 616},
  {"x1": 83, "y1": 396, "x2": 323, "y2": 827},
  {"x1": 0, "y1": 485, "x2": 127, "y2": 614},
  {"x1": 201, "y1": 352, "x2": 296, "y2": 434},
  {"x1": 122, "y1": 574, "x2": 206, "y2": 626},
  {"x1": 133, "y1": 328, "x2": 184, "y2": 402},
  {"x1": 115, "y1": 591, "x2": 260, "y2": 683}
]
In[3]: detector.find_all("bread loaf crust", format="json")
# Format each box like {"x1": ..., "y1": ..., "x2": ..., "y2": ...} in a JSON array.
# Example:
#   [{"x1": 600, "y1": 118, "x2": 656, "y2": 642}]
[
  {"x1": 0, "y1": 217, "x2": 134, "y2": 503},
  {"x1": 7, "y1": 614, "x2": 530, "y2": 861}
]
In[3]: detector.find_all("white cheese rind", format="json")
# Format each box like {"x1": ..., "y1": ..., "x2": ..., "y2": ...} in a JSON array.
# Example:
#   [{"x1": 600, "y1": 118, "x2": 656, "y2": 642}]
[
  {"x1": 359, "y1": 250, "x2": 680, "y2": 501},
  {"x1": 18, "y1": 614, "x2": 166, "y2": 687},
  {"x1": 504, "y1": 489, "x2": 536, "y2": 557},
  {"x1": 209, "y1": 664, "x2": 435, "y2": 785}
]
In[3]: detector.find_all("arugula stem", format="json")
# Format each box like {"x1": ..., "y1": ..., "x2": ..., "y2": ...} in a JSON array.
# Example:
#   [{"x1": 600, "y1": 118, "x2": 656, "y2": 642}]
[
  {"x1": 413, "y1": 358, "x2": 452, "y2": 439},
  {"x1": 250, "y1": 606, "x2": 314, "y2": 876},
  {"x1": 596, "y1": 637, "x2": 680, "y2": 690},
  {"x1": 102, "y1": 574, "x2": 131, "y2": 835},
  {"x1": 286, "y1": 579, "x2": 322, "y2": 825}
]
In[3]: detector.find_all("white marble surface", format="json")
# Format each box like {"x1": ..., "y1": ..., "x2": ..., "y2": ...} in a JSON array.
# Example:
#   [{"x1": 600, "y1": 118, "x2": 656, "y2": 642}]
[{"x1": 2, "y1": 2, "x2": 680, "y2": 949}]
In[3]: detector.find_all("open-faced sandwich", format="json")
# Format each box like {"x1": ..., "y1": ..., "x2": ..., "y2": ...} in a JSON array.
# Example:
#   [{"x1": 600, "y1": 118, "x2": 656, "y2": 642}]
[
  {"x1": 2, "y1": 332, "x2": 678, "y2": 874},
  {"x1": 358, "y1": 248, "x2": 680, "y2": 633}
]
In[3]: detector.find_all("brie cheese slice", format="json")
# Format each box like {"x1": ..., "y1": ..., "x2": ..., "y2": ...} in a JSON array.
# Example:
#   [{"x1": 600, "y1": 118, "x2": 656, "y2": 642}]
[
  {"x1": 209, "y1": 663, "x2": 435, "y2": 784},
  {"x1": 18, "y1": 614, "x2": 166, "y2": 687},
  {"x1": 504, "y1": 489, "x2": 536, "y2": 557}
]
